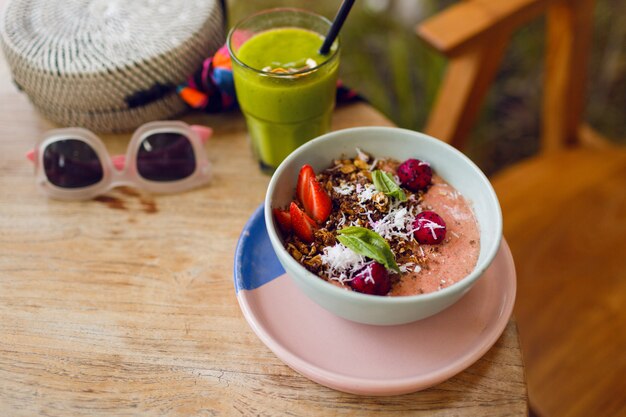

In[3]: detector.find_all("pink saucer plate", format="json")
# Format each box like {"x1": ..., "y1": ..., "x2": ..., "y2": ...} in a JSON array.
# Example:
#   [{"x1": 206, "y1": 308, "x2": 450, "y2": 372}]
[{"x1": 234, "y1": 205, "x2": 517, "y2": 396}]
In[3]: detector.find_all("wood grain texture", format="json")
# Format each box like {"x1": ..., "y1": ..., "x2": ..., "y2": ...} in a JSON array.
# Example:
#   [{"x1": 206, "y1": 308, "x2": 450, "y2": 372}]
[
  {"x1": 0, "y1": 46, "x2": 527, "y2": 415},
  {"x1": 492, "y1": 149, "x2": 626, "y2": 417}
]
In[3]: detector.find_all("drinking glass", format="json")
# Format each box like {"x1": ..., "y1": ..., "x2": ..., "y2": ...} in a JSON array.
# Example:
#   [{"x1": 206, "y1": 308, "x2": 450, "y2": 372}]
[{"x1": 228, "y1": 8, "x2": 340, "y2": 173}]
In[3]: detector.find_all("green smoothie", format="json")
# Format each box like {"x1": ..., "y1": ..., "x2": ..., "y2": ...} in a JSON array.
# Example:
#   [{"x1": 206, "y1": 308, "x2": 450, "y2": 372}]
[{"x1": 231, "y1": 27, "x2": 339, "y2": 172}]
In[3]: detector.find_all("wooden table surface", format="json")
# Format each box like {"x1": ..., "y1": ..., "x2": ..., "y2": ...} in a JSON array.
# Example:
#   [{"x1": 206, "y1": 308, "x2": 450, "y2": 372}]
[{"x1": 0, "y1": 51, "x2": 527, "y2": 415}]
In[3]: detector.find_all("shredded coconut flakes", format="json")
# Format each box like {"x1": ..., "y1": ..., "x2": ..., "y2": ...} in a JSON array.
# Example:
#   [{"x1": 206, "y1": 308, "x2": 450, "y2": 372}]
[
  {"x1": 369, "y1": 201, "x2": 420, "y2": 240},
  {"x1": 356, "y1": 147, "x2": 370, "y2": 163},
  {"x1": 356, "y1": 183, "x2": 377, "y2": 204},
  {"x1": 320, "y1": 243, "x2": 373, "y2": 284},
  {"x1": 333, "y1": 182, "x2": 355, "y2": 196}
]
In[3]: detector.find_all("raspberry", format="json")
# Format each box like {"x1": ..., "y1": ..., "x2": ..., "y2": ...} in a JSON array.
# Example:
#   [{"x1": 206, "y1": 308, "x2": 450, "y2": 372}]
[
  {"x1": 397, "y1": 159, "x2": 432, "y2": 192},
  {"x1": 413, "y1": 211, "x2": 446, "y2": 244},
  {"x1": 350, "y1": 262, "x2": 391, "y2": 296}
]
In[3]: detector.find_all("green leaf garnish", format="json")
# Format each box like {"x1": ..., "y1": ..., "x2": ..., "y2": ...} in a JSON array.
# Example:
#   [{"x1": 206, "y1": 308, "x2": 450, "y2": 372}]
[
  {"x1": 337, "y1": 226, "x2": 400, "y2": 273},
  {"x1": 372, "y1": 170, "x2": 406, "y2": 202}
]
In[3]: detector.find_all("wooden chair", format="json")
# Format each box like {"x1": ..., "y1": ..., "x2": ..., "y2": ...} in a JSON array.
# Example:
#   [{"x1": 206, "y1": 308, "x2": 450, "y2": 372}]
[{"x1": 417, "y1": 0, "x2": 626, "y2": 416}]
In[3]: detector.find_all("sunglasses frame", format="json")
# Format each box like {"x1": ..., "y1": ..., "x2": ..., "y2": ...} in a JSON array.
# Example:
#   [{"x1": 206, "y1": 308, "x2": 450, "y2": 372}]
[{"x1": 32, "y1": 121, "x2": 212, "y2": 200}]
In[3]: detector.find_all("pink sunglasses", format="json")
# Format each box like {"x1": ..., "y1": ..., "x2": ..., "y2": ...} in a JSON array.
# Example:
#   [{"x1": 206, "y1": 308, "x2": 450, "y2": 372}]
[{"x1": 27, "y1": 121, "x2": 213, "y2": 200}]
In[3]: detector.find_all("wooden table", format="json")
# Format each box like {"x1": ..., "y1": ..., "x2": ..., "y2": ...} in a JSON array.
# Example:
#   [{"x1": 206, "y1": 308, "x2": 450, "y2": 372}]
[{"x1": 0, "y1": 51, "x2": 528, "y2": 415}]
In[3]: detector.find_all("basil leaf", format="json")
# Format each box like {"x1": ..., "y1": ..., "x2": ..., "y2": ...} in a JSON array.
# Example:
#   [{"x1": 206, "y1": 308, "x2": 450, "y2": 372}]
[
  {"x1": 372, "y1": 170, "x2": 406, "y2": 202},
  {"x1": 337, "y1": 226, "x2": 400, "y2": 273}
]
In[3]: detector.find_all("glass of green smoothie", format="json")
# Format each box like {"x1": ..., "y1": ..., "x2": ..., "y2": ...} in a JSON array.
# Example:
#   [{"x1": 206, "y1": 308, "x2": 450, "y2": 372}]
[{"x1": 227, "y1": 9, "x2": 340, "y2": 173}]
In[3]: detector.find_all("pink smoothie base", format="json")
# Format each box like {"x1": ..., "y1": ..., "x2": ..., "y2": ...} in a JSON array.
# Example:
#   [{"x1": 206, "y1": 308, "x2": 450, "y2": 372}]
[
  {"x1": 392, "y1": 175, "x2": 481, "y2": 295},
  {"x1": 237, "y1": 240, "x2": 516, "y2": 396}
]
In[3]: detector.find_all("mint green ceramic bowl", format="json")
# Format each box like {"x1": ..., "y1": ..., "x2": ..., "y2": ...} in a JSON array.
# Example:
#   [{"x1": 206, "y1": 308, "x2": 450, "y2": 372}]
[{"x1": 264, "y1": 127, "x2": 502, "y2": 325}]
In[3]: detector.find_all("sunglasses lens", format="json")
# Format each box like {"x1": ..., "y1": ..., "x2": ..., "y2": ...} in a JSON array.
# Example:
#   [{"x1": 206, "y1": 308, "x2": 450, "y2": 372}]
[
  {"x1": 43, "y1": 139, "x2": 104, "y2": 188},
  {"x1": 136, "y1": 133, "x2": 196, "y2": 182}
]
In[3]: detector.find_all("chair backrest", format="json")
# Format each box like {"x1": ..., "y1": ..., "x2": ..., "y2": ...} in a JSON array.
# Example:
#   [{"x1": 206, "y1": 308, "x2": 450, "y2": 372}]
[{"x1": 417, "y1": 0, "x2": 596, "y2": 153}]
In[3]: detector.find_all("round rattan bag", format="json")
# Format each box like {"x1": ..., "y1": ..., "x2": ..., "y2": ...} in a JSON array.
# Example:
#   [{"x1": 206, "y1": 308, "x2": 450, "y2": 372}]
[{"x1": 0, "y1": 0, "x2": 225, "y2": 132}]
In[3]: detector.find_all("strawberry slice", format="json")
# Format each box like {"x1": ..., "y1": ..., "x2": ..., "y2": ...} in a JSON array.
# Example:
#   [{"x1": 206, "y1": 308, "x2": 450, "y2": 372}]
[
  {"x1": 296, "y1": 164, "x2": 332, "y2": 224},
  {"x1": 272, "y1": 208, "x2": 292, "y2": 234},
  {"x1": 296, "y1": 165, "x2": 315, "y2": 207},
  {"x1": 289, "y1": 201, "x2": 316, "y2": 243},
  {"x1": 302, "y1": 176, "x2": 332, "y2": 223}
]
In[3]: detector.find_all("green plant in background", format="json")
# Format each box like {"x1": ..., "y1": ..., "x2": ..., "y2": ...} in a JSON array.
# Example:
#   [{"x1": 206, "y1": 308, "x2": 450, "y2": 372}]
[
  {"x1": 228, "y1": 0, "x2": 625, "y2": 175},
  {"x1": 338, "y1": 2, "x2": 448, "y2": 131}
]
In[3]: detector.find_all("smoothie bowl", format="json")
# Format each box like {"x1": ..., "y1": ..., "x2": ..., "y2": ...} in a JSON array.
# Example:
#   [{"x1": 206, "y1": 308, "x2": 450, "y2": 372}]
[{"x1": 264, "y1": 127, "x2": 502, "y2": 325}]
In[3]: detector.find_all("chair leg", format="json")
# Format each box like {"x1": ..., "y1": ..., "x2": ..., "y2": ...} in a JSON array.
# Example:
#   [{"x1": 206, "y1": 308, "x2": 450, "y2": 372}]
[
  {"x1": 542, "y1": 0, "x2": 596, "y2": 151},
  {"x1": 424, "y1": 28, "x2": 512, "y2": 149}
]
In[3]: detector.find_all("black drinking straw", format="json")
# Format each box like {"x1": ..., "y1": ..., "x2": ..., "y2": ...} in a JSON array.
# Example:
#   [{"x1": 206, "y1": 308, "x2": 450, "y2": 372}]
[{"x1": 319, "y1": 0, "x2": 356, "y2": 55}]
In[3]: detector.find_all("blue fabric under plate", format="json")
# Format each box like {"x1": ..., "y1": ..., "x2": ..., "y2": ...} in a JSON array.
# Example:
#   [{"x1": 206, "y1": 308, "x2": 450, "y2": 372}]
[{"x1": 234, "y1": 204, "x2": 285, "y2": 293}]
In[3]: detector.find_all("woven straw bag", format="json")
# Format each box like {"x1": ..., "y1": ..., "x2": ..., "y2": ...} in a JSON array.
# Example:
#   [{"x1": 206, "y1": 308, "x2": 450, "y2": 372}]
[{"x1": 0, "y1": 0, "x2": 225, "y2": 132}]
